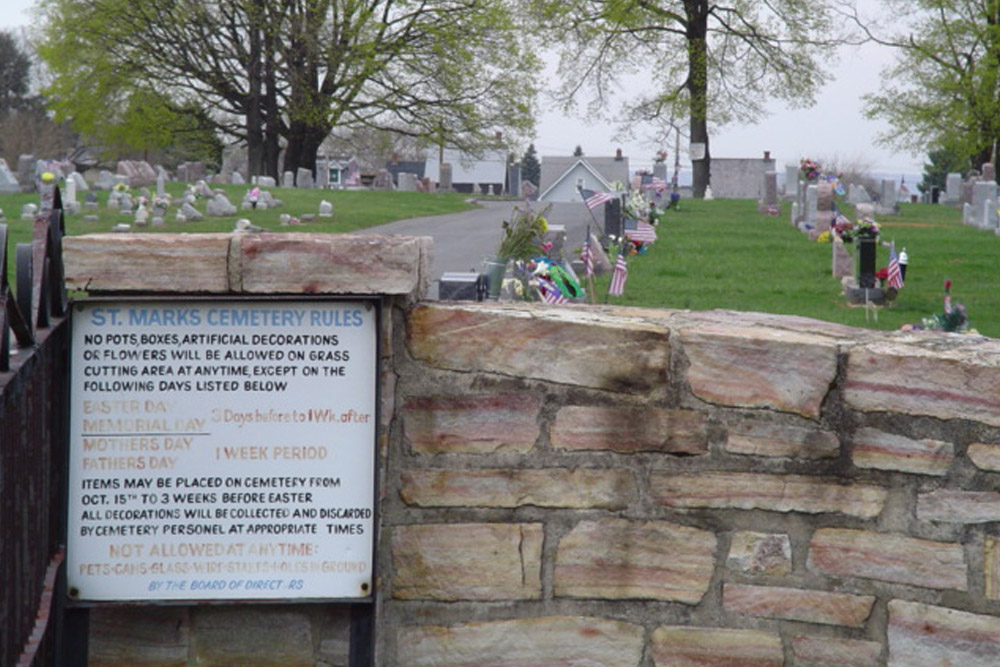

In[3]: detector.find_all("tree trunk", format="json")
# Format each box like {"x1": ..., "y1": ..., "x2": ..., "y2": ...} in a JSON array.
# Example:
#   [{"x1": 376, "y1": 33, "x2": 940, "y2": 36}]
[
  {"x1": 282, "y1": 120, "x2": 327, "y2": 177},
  {"x1": 685, "y1": 0, "x2": 710, "y2": 198},
  {"x1": 245, "y1": 22, "x2": 264, "y2": 178}
]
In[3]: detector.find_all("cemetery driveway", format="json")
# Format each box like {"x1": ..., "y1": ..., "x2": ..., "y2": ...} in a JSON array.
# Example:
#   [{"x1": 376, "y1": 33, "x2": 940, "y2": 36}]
[{"x1": 362, "y1": 200, "x2": 594, "y2": 299}]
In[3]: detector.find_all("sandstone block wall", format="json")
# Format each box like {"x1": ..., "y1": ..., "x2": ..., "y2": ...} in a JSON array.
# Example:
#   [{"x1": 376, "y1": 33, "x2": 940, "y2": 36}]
[
  {"x1": 61, "y1": 233, "x2": 1000, "y2": 665},
  {"x1": 386, "y1": 302, "x2": 1000, "y2": 666}
]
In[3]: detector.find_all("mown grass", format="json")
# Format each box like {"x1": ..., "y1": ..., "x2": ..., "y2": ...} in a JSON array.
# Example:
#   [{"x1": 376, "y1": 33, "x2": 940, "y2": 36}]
[
  {"x1": 2, "y1": 184, "x2": 998, "y2": 338},
  {"x1": 592, "y1": 197, "x2": 1000, "y2": 337},
  {"x1": 0, "y1": 182, "x2": 475, "y2": 281}
]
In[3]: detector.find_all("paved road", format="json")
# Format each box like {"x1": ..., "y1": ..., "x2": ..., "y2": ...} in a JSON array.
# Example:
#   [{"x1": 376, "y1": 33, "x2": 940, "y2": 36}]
[{"x1": 364, "y1": 200, "x2": 600, "y2": 299}]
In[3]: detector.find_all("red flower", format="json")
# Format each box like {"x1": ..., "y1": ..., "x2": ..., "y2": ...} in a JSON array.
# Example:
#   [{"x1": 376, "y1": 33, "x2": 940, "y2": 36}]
[{"x1": 875, "y1": 268, "x2": 889, "y2": 281}]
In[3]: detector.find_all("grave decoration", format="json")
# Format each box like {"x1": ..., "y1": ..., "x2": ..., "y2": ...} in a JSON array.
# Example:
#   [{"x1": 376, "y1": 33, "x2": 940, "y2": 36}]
[
  {"x1": 800, "y1": 157, "x2": 821, "y2": 182},
  {"x1": 900, "y1": 280, "x2": 974, "y2": 333},
  {"x1": 484, "y1": 202, "x2": 551, "y2": 300}
]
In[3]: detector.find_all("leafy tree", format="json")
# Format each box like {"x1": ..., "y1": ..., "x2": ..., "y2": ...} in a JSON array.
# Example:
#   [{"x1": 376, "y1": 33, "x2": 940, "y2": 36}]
[
  {"x1": 38, "y1": 0, "x2": 538, "y2": 177},
  {"x1": 860, "y1": 0, "x2": 1000, "y2": 171},
  {"x1": 521, "y1": 142, "x2": 540, "y2": 185},
  {"x1": 573, "y1": 145, "x2": 583, "y2": 156},
  {"x1": 918, "y1": 146, "x2": 969, "y2": 195},
  {"x1": 0, "y1": 31, "x2": 30, "y2": 115},
  {"x1": 531, "y1": 0, "x2": 843, "y2": 197}
]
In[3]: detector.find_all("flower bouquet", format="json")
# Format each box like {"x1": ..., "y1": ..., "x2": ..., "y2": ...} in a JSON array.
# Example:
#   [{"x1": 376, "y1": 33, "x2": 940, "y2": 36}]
[
  {"x1": 497, "y1": 203, "x2": 550, "y2": 261},
  {"x1": 800, "y1": 158, "x2": 821, "y2": 182}
]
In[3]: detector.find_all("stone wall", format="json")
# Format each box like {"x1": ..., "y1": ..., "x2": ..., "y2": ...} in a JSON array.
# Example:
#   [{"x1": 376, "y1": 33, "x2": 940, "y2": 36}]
[{"x1": 62, "y1": 233, "x2": 1000, "y2": 665}]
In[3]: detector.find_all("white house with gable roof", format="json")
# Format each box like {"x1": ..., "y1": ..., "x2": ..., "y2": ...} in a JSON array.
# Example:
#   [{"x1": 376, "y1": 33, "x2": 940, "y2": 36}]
[{"x1": 538, "y1": 154, "x2": 630, "y2": 203}]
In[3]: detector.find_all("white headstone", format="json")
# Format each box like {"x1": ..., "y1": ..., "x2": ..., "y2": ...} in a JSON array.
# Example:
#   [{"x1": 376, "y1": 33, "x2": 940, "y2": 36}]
[
  {"x1": 804, "y1": 184, "x2": 819, "y2": 229},
  {"x1": 318, "y1": 200, "x2": 333, "y2": 217},
  {"x1": 783, "y1": 164, "x2": 799, "y2": 200},
  {"x1": 255, "y1": 176, "x2": 277, "y2": 188},
  {"x1": 180, "y1": 202, "x2": 203, "y2": 221},
  {"x1": 282, "y1": 171, "x2": 295, "y2": 188},
  {"x1": 206, "y1": 193, "x2": 238, "y2": 216},
  {"x1": 944, "y1": 173, "x2": 962, "y2": 204},
  {"x1": 971, "y1": 181, "x2": 997, "y2": 227},
  {"x1": 0, "y1": 159, "x2": 21, "y2": 193}
]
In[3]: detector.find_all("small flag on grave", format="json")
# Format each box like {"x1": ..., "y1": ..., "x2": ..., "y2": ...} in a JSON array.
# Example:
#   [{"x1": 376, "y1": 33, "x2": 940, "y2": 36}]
[
  {"x1": 887, "y1": 242, "x2": 904, "y2": 289},
  {"x1": 537, "y1": 276, "x2": 569, "y2": 304},
  {"x1": 581, "y1": 238, "x2": 594, "y2": 277},
  {"x1": 582, "y1": 189, "x2": 615, "y2": 210},
  {"x1": 609, "y1": 251, "x2": 628, "y2": 296},
  {"x1": 626, "y1": 220, "x2": 657, "y2": 244}
]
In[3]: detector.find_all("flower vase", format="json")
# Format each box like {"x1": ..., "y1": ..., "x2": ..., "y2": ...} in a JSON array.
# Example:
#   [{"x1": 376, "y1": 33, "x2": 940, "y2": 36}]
[{"x1": 483, "y1": 258, "x2": 508, "y2": 300}]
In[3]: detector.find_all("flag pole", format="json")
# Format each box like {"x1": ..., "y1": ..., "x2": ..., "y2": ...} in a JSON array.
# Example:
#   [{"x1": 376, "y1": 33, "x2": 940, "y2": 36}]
[{"x1": 584, "y1": 224, "x2": 596, "y2": 304}]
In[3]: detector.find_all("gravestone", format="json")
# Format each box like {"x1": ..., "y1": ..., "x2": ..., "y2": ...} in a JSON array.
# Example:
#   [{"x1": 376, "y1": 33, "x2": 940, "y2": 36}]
[
  {"x1": 318, "y1": 200, "x2": 333, "y2": 218},
  {"x1": 962, "y1": 173, "x2": 978, "y2": 205},
  {"x1": 803, "y1": 184, "x2": 818, "y2": 230},
  {"x1": 983, "y1": 163, "x2": 996, "y2": 182},
  {"x1": 374, "y1": 169, "x2": 392, "y2": 190},
  {"x1": 0, "y1": 159, "x2": 20, "y2": 193},
  {"x1": 254, "y1": 176, "x2": 277, "y2": 188},
  {"x1": 206, "y1": 193, "x2": 237, "y2": 216},
  {"x1": 848, "y1": 183, "x2": 871, "y2": 204},
  {"x1": 653, "y1": 161, "x2": 668, "y2": 183},
  {"x1": 784, "y1": 164, "x2": 799, "y2": 200},
  {"x1": 968, "y1": 181, "x2": 997, "y2": 227},
  {"x1": 119, "y1": 194, "x2": 134, "y2": 215},
  {"x1": 542, "y1": 224, "x2": 567, "y2": 260},
  {"x1": 180, "y1": 202, "x2": 203, "y2": 221},
  {"x1": 95, "y1": 170, "x2": 116, "y2": 190},
  {"x1": 588, "y1": 233, "x2": 613, "y2": 275},
  {"x1": 832, "y1": 238, "x2": 854, "y2": 278},
  {"x1": 507, "y1": 165, "x2": 520, "y2": 198},
  {"x1": 984, "y1": 197, "x2": 999, "y2": 229},
  {"x1": 790, "y1": 201, "x2": 799, "y2": 227},
  {"x1": 84, "y1": 193, "x2": 99, "y2": 210},
  {"x1": 758, "y1": 171, "x2": 779, "y2": 214},
  {"x1": 134, "y1": 203, "x2": 149, "y2": 226},
  {"x1": 282, "y1": 171, "x2": 295, "y2": 188},
  {"x1": 64, "y1": 175, "x2": 80, "y2": 215},
  {"x1": 21, "y1": 203, "x2": 37, "y2": 219},
  {"x1": 439, "y1": 163, "x2": 453, "y2": 191},
  {"x1": 176, "y1": 161, "x2": 206, "y2": 183},
  {"x1": 814, "y1": 182, "x2": 834, "y2": 234},
  {"x1": 17, "y1": 154, "x2": 34, "y2": 193},
  {"x1": 438, "y1": 273, "x2": 483, "y2": 301},
  {"x1": 604, "y1": 198, "x2": 623, "y2": 239},
  {"x1": 231, "y1": 171, "x2": 245, "y2": 185},
  {"x1": 296, "y1": 168, "x2": 313, "y2": 189},
  {"x1": 521, "y1": 181, "x2": 537, "y2": 200},
  {"x1": 315, "y1": 157, "x2": 330, "y2": 189},
  {"x1": 875, "y1": 179, "x2": 898, "y2": 215},
  {"x1": 397, "y1": 172, "x2": 417, "y2": 192},
  {"x1": 69, "y1": 171, "x2": 89, "y2": 192},
  {"x1": 943, "y1": 173, "x2": 962, "y2": 204}
]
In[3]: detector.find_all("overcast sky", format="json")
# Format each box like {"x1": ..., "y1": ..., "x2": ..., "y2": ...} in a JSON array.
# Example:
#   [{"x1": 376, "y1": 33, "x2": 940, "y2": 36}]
[{"x1": 2, "y1": 0, "x2": 924, "y2": 178}]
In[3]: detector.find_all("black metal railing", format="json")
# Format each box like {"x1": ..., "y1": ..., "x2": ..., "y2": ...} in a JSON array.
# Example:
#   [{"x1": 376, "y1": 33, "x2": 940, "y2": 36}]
[{"x1": 1, "y1": 184, "x2": 70, "y2": 667}]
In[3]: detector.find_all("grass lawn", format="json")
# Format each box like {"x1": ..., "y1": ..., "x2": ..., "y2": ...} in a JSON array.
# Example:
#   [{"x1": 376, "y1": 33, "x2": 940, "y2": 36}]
[
  {"x1": 1, "y1": 183, "x2": 998, "y2": 338},
  {"x1": 590, "y1": 197, "x2": 1000, "y2": 338}
]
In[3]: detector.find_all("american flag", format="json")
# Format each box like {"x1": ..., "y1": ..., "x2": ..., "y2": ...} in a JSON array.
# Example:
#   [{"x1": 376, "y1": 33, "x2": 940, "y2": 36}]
[
  {"x1": 537, "y1": 276, "x2": 568, "y2": 304},
  {"x1": 626, "y1": 221, "x2": 657, "y2": 244},
  {"x1": 581, "y1": 238, "x2": 594, "y2": 277},
  {"x1": 608, "y1": 251, "x2": 628, "y2": 296},
  {"x1": 887, "y1": 242, "x2": 904, "y2": 289},
  {"x1": 583, "y1": 190, "x2": 615, "y2": 210},
  {"x1": 645, "y1": 177, "x2": 668, "y2": 193}
]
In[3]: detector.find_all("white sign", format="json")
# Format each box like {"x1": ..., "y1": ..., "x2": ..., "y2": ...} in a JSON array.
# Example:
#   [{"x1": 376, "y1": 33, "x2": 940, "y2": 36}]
[
  {"x1": 67, "y1": 299, "x2": 377, "y2": 602},
  {"x1": 689, "y1": 143, "x2": 706, "y2": 161}
]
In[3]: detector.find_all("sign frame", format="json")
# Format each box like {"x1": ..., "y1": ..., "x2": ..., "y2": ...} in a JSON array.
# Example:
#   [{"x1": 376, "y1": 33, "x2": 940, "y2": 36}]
[{"x1": 64, "y1": 295, "x2": 381, "y2": 606}]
